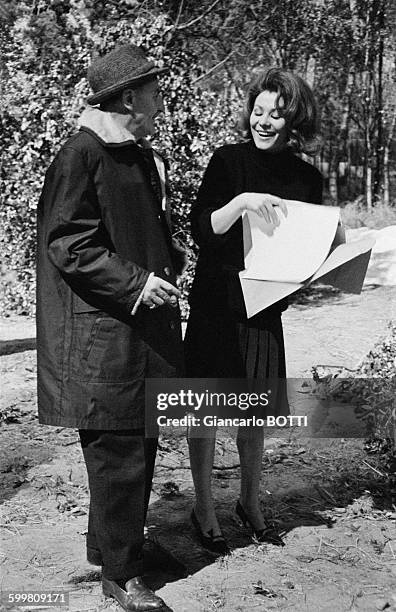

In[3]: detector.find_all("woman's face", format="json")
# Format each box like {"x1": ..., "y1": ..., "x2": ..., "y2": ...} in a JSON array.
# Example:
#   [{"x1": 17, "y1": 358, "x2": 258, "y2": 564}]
[{"x1": 250, "y1": 90, "x2": 288, "y2": 152}]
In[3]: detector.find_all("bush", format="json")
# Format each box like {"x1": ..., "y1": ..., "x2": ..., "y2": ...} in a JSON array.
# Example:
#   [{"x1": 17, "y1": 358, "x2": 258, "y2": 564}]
[
  {"x1": 341, "y1": 196, "x2": 396, "y2": 230},
  {"x1": 0, "y1": 4, "x2": 241, "y2": 319},
  {"x1": 2, "y1": 4, "x2": 394, "y2": 319},
  {"x1": 312, "y1": 321, "x2": 396, "y2": 447}
]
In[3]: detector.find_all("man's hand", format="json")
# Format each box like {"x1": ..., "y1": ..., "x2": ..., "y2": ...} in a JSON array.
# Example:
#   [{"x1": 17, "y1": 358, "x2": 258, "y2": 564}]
[
  {"x1": 239, "y1": 192, "x2": 288, "y2": 225},
  {"x1": 141, "y1": 275, "x2": 180, "y2": 309}
]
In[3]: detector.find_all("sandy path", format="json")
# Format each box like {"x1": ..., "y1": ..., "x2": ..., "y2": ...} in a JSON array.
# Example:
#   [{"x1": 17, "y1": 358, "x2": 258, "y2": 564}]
[
  {"x1": 1, "y1": 285, "x2": 395, "y2": 372},
  {"x1": 1, "y1": 285, "x2": 395, "y2": 612},
  {"x1": 284, "y1": 285, "x2": 396, "y2": 376}
]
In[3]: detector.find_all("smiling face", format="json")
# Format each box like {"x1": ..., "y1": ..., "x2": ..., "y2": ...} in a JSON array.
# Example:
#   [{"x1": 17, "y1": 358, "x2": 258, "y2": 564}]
[{"x1": 249, "y1": 90, "x2": 288, "y2": 152}]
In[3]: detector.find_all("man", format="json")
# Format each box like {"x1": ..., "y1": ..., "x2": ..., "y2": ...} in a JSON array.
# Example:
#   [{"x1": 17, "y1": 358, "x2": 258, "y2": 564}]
[{"x1": 36, "y1": 45, "x2": 185, "y2": 612}]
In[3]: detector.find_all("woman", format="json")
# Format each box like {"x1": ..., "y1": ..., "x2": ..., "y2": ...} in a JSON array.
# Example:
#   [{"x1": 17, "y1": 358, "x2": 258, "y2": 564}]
[{"x1": 185, "y1": 67, "x2": 326, "y2": 554}]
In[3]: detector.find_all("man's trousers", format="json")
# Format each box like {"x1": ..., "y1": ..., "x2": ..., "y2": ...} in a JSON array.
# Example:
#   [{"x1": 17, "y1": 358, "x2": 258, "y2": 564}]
[{"x1": 79, "y1": 429, "x2": 158, "y2": 582}]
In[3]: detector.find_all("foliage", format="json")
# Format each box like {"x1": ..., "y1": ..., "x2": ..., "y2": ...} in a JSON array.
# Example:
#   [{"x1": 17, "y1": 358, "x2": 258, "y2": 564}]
[
  {"x1": 341, "y1": 197, "x2": 396, "y2": 229},
  {"x1": 165, "y1": 0, "x2": 396, "y2": 206},
  {"x1": 0, "y1": 0, "x2": 395, "y2": 316},
  {"x1": 0, "y1": 2, "x2": 240, "y2": 317},
  {"x1": 311, "y1": 321, "x2": 396, "y2": 446}
]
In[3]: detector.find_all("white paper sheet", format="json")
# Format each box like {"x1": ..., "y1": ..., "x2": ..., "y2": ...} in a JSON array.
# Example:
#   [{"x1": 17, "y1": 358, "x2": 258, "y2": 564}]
[
  {"x1": 240, "y1": 200, "x2": 374, "y2": 318},
  {"x1": 310, "y1": 238, "x2": 375, "y2": 282},
  {"x1": 243, "y1": 201, "x2": 340, "y2": 282},
  {"x1": 240, "y1": 277, "x2": 303, "y2": 317}
]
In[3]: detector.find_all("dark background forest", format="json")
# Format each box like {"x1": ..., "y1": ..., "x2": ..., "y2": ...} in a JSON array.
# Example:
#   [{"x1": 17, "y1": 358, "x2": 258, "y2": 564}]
[{"x1": 0, "y1": 0, "x2": 395, "y2": 317}]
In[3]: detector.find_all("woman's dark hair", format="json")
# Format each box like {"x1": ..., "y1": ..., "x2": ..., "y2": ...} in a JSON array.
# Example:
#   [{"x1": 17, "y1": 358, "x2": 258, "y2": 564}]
[{"x1": 241, "y1": 67, "x2": 320, "y2": 154}]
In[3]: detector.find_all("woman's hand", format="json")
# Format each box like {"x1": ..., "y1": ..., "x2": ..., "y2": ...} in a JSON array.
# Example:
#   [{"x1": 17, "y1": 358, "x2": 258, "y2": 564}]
[
  {"x1": 237, "y1": 192, "x2": 288, "y2": 225},
  {"x1": 211, "y1": 192, "x2": 287, "y2": 235}
]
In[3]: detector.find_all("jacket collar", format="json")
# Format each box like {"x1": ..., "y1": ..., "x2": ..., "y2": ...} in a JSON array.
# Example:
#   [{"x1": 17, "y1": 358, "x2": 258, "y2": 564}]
[{"x1": 77, "y1": 107, "x2": 151, "y2": 149}]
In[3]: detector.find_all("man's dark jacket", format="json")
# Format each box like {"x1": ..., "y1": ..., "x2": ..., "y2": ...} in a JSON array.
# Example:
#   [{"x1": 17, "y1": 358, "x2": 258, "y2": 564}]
[{"x1": 36, "y1": 123, "x2": 183, "y2": 429}]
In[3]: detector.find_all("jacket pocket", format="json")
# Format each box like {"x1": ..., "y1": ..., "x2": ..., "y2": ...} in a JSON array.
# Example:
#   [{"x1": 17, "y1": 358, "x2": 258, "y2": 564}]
[{"x1": 69, "y1": 314, "x2": 146, "y2": 382}]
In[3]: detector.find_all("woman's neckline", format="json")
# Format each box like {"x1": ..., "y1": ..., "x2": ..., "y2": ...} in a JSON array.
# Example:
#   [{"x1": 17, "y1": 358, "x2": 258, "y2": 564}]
[{"x1": 246, "y1": 139, "x2": 293, "y2": 160}]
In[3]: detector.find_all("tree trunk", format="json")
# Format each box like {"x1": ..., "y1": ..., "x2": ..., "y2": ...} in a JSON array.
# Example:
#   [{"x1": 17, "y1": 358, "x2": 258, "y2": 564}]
[
  {"x1": 365, "y1": 117, "x2": 373, "y2": 210},
  {"x1": 363, "y1": 1, "x2": 375, "y2": 209},
  {"x1": 383, "y1": 109, "x2": 396, "y2": 208},
  {"x1": 329, "y1": 149, "x2": 339, "y2": 204},
  {"x1": 366, "y1": 164, "x2": 373, "y2": 210},
  {"x1": 329, "y1": 168, "x2": 338, "y2": 204},
  {"x1": 374, "y1": 0, "x2": 385, "y2": 199},
  {"x1": 327, "y1": 70, "x2": 353, "y2": 205},
  {"x1": 339, "y1": 70, "x2": 354, "y2": 200},
  {"x1": 346, "y1": 140, "x2": 352, "y2": 196},
  {"x1": 383, "y1": 144, "x2": 389, "y2": 207}
]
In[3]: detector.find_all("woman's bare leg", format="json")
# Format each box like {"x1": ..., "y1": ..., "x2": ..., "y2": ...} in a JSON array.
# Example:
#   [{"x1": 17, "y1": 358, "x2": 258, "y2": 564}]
[
  {"x1": 187, "y1": 427, "x2": 222, "y2": 537},
  {"x1": 236, "y1": 426, "x2": 266, "y2": 529}
]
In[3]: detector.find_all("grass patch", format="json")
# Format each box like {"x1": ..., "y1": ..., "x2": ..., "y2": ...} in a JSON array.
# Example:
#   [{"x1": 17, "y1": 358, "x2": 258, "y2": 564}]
[{"x1": 341, "y1": 197, "x2": 396, "y2": 229}]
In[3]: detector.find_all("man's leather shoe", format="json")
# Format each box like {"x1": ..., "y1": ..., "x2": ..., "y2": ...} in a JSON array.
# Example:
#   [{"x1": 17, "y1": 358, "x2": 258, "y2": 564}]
[{"x1": 102, "y1": 576, "x2": 173, "y2": 612}]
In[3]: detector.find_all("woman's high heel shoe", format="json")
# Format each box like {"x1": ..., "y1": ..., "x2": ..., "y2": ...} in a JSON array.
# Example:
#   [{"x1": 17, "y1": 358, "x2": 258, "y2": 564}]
[
  {"x1": 235, "y1": 500, "x2": 285, "y2": 546},
  {"x1": 191, "y1": 509, "x2": 230, "y2": 555}
]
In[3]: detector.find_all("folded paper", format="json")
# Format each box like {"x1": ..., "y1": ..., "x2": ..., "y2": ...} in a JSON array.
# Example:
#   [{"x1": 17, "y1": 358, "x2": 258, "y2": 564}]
[{"x1": 240, "y1": 200, "x2": 375, "y2": 318}]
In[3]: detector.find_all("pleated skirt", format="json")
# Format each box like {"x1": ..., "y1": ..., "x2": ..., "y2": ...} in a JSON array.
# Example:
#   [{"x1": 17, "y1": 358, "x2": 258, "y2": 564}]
[{"x1": 184, "y1": 307, "x2": 290, "y2": 417}]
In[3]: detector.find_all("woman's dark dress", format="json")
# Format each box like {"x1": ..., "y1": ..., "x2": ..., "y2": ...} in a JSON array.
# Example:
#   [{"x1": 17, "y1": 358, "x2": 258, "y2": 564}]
[{"x1": 184, "y1": 141, "x2": 323, "y2": 416}]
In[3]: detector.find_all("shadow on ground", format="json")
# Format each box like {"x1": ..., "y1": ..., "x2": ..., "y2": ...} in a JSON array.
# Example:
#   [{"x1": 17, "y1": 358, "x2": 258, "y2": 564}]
[
  {"x1": 289, "y1": 283, "x2": 380, "y2": 310},
  {"x1": 0, "y1": 338, "x2": 37, "y2": 356}
]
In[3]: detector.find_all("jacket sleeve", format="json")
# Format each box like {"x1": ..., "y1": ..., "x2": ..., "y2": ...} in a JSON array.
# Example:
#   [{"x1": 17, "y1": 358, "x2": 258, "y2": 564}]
[
  {"x1": 190, "y1": 149, "x2": 236, "y2": 249},
  {"x1": 45, "y1": 146, "x2": 150, "y2": 314}
]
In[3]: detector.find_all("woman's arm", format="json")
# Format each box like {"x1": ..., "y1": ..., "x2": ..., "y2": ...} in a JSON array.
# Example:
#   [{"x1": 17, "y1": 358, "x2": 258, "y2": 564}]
[
  {"x1": 191, "y1": 148, "x2": 288, "y2": 245},
  {"x1": 190, "y1": 151, "x2": 232, "y2": 248},
  {"x1": 211, "y1": 192, "x2": 288, "y2": 235}
]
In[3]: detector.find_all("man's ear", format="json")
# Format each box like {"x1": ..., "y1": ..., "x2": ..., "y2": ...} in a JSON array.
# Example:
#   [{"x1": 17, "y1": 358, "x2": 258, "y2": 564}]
[{"x1": 122, "y1": 88, "x2": 136, "y2": 113}]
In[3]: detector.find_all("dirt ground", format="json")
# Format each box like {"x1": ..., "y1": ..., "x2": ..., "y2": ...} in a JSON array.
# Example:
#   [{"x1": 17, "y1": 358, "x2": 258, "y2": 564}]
[{"x1": 1, "y1": 286, "x2": 396, "y2": 612}]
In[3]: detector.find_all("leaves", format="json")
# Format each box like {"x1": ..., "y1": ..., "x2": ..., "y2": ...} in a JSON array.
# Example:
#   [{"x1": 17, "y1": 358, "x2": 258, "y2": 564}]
[
  {"x1": 0, "y1": 1, "x2": 395, "y2": 315},
  {"x1": 311, "y1": 322, "x2": 396, "y2": 443}
]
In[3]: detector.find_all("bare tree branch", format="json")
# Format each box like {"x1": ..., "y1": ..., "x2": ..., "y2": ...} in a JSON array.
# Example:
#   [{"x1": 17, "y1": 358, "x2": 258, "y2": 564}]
[
  {"x1": 174, "y1": 0, "x2": 185, "y2": 29},
  {"x1": 177, "y1": 0, "x2": 223, "y2": 30},
  {"x1": 192, "y1": 50, "x2": 234, "y2": 84},
  {"x1": 163, "y1": 0, "x2": 185, "y2": 50}
]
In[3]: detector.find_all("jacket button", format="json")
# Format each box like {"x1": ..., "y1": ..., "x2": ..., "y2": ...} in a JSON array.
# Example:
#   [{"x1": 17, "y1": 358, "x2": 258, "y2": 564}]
[
  {"x1": 169, "y1": 320, "x2": 176, "y2": 330},
  {"x1": 164, "y1": 266, "x2": 171, "y2": 276}
]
